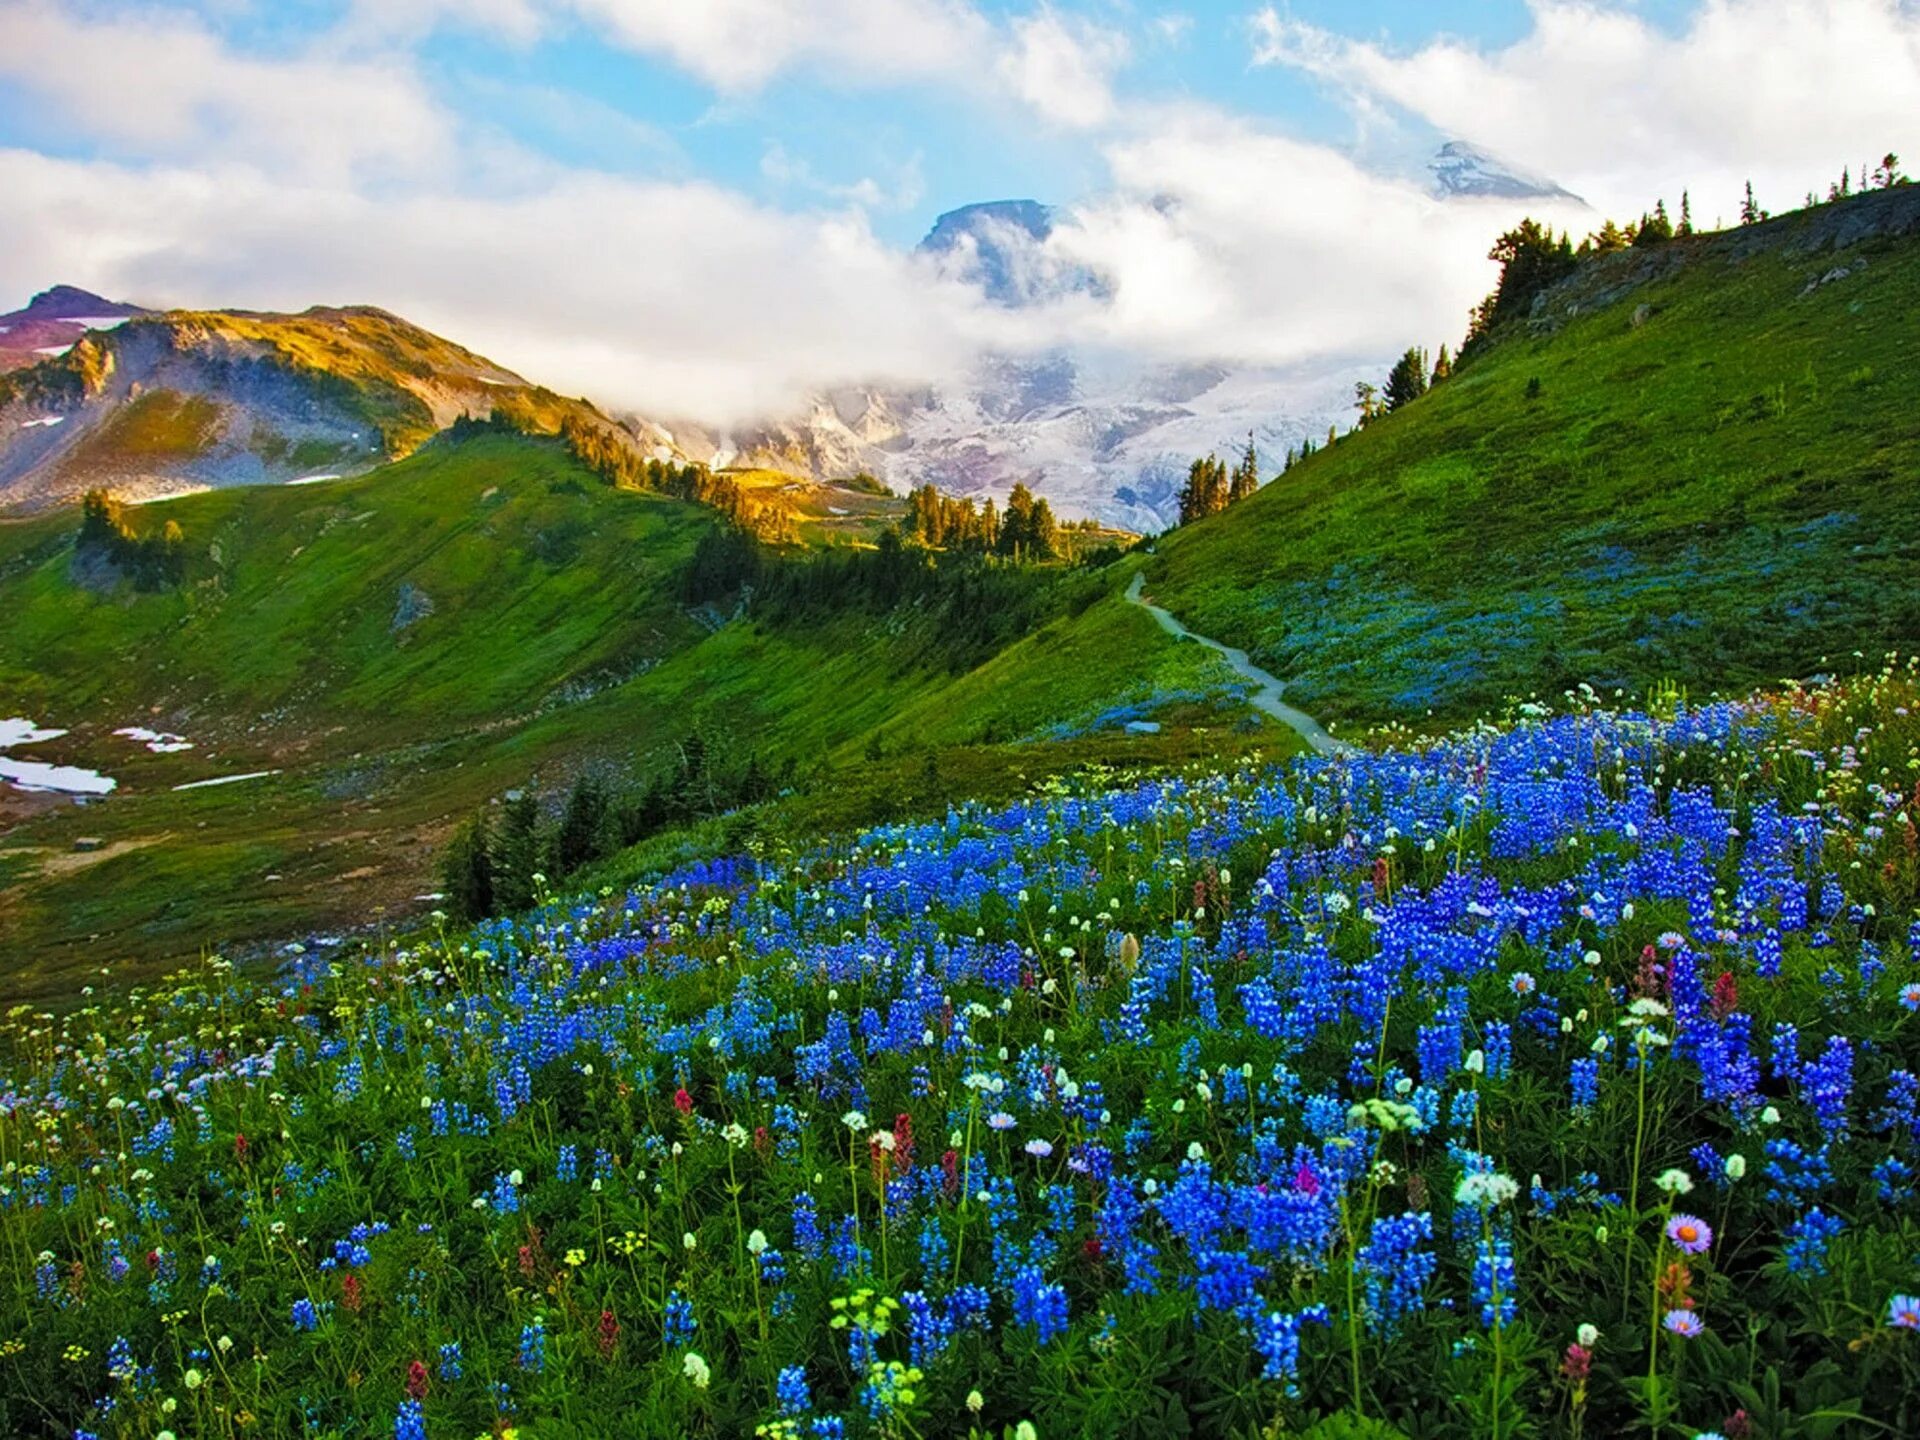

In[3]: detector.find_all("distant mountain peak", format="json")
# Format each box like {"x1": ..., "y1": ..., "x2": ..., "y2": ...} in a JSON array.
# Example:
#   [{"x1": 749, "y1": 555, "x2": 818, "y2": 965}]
[
  {"x1": 19, "y1": 285, "x2": 147, "y2": 320},
  {"x1": 1429, "y1": 141, "x2": 1581, "y2": 204},
  {"x1": 917, "y1": 199, "x2": 1110, "y2": 308}
]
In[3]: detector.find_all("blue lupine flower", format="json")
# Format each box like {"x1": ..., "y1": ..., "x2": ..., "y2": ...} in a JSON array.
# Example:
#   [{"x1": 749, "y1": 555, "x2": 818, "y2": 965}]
[
  {"x1": 664, "y1": 1290, "x2": 697, "y2": 1348},
  {"x1": 517, "y1": 1316, "x2": 547, "y2": 1372},
  {"x1": 776, "y1": 1364, "x2": 811, "y2": 1415}
]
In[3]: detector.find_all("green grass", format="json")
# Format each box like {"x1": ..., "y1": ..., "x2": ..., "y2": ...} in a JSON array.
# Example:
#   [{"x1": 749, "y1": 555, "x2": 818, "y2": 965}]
[
  {"x1": 1149, "y1": 194, "x2": 1920, "y2": 722},
  {"x1": 0, "y1": 440, "x2": 1281, "y2": 997}
]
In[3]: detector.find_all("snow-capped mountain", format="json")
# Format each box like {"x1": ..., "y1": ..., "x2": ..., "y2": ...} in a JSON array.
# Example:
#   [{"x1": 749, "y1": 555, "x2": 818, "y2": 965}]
[
  {"x1": 1427, "y1": 141, "x2": 1582, "y2": 203},
  {"x1": 659, "y1": 201, "x2": 1369, "y2": 531},
  {"x1": 916, "y1": 199, "x2": 1111, "y2": 308}
]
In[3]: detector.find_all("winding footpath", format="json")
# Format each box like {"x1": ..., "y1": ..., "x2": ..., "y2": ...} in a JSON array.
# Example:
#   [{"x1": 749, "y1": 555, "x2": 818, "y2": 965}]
[{"x1": 1126, "y1": 571, "x2": 1360, "y2": 758}]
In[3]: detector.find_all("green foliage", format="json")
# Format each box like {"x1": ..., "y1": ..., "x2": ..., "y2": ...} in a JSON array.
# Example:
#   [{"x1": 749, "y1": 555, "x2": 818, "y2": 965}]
[
  {"x1": 1384, "y1": 348, "x2": 1429, "y2": 412},
  {"x1": 1463, "y1": 219, "x2": 1576, "y2": 354},
  {"x1": 440, "y1": 808, "x2": 493, "y2": 921},
  {"x1": 75, "y1": 489, "x2": 186, "y2": 590},
  {"x1": 1148, "y1": 187, "x2": 1920, "y2": 725}
]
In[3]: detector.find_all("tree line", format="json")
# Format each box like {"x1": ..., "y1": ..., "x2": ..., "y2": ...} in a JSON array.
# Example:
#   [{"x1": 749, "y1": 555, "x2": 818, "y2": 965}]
[
  {"x1": 441, "y1": 727, "x2": 793, "y2": 921},
  {"x1": 447, "y1": 409, "x2": 798, "y2": 543},
  {"x1": 77, "y1": 489, "x2": 186, "y2": 589},
  {"x1": 1176, "y1": 436, "x2": 1263, "y2": 525},
  {"x1": 1181, "y1": 155, "x2": 1913, "y2": 517}
]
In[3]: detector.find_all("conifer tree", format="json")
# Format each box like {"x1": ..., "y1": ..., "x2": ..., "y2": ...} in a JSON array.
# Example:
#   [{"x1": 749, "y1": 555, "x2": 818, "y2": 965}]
[
  {"x1": 442, "y1": 812, "x2": 495, "y2": 921},
  {"x1": 556, "y1": 775, "x2": 610, "y2": 876},
  {"x1": 1228, "y1": 435, "x2": 1260, "y2": 503},
  {"x1": 1677, "y1": 190, "x2": 1693, "y2": 235},
  {"x1": 493, "y1": 789, "x2": 542, "y2": 914},
  {"x1": 1384, "y1": 347, "x2": 1429, "y2": 411},
  {"x1": 1028, "y1": 497, "x2": 1059, "y2": 559},
  {"x1": 1740, "y1": 180, "x2": 1764, "y2": 225},
  {"x1": 1430, "y1": 343, "x2": 1452, "y2": 385}
]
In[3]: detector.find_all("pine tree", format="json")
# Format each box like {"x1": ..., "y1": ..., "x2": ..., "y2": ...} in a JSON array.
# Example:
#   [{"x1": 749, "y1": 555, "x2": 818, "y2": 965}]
[
  {"x1": 1632, "y1": 200, "x2": 1672, "y2": 247},
  {"x1": 1740, "y1": 181, "x2": 1763, "y2": 225},
  {"x1": 1430, "y1": 343, "x2": 1452, "y2": 386},
  {"x1": 1872, "y1": 153, "x2": 1905, "y2": 189},
  {"x1": 556, "y1": 775, "x2": 610, "y2": 877},
  {"x1": 1228, "y1": 435, "x2": 1260, "y2": 503},
  {"x1": 1677, "y1": 190, "x2": 1693, "y2": 236},
  {"x1": 999, "y1": 483, "x2": 1037, "y2": 557},
  {"x1": 1177, "y1": 455, "x2": 1231, "y2": 525},
  {"x1": 1028, "y1": 497, "x2": 1059, "y2": 559},
  {"x1": 1590, "y1": 218, "x2": 1629, "y2": 253},
  {"x1": 1353, "y1": 380, "x2": 1382, "y2": 426},
  {"x1": 441, "y1": 811, "x2": 495, "y2": 921},
  {"x1": 1384, "y1": 346, "x2": 1429, "y2": 411},
  {"x1": 493, "y1": 789, "x2": 541, "y2": 914}
]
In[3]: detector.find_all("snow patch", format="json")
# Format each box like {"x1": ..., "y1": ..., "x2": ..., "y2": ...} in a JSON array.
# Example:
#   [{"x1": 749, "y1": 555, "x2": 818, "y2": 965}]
[
  {"x1": 286, "y1": 473, "x2": 343, "y2": 486},
  {"x1": 19, "y1": 416, "x2": 66, "y2": 429},
  {"x1": 114, "y1": 726, "x2": 194, "y2": 754},
  {"x1": 172, "y1": 770, "x2": 279, "y2": 791},
  {"x1": 33, "y1": 344, "x2": 72, "y2": 357},
  {"x1": 0, "y1": 718, "x2": 115, "y2": 794},
  {"x1": 0, "y1": 758, "x2": 115, "y2": 795},
  {"x1": 59, "y1": 316, "x2": 130, "y2": 329},
  {"x1": 0, "y1": 718, "x2": 68, "y2": 748}
]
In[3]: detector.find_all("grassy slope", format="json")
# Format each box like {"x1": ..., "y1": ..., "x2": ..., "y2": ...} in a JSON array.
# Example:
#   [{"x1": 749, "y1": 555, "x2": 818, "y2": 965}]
[
  {"x1": 1149, "y1": 193, "x2": 1920, "y2": 723},
  {"x1": 0, "y1": 439, "x2": 1284, "y2": 997}
]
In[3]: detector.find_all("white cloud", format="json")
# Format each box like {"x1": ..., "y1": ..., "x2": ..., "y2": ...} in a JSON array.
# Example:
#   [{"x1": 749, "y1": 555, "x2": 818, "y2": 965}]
[
  {"x1": 561, "y1": 0, "x2": 993, "y2": 94},
  {"x1": 1252, "y1": 0, "x2": 1920, "y2": 222},
  {"x1": 0, "y1": 147, "x2": 1007, "y2": 422},
  {"x1": 0, "y1": 0, "x2": 457, "y2": 186},
  {"x1": 997, "y1": 9, "x2": 1132, "y2": 129},
  {"x1": 1045, "y1": 106, "x2": 1581, "y2": 369},
  {"x1": 761, "y1": 144, "x2": 926, "y2": 211}
]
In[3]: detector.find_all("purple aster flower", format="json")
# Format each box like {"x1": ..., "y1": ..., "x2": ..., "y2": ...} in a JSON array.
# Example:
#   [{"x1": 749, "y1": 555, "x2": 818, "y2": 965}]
[{"x1": 1665, "y1": 1214, "x2": 1712, "y2": 1254}]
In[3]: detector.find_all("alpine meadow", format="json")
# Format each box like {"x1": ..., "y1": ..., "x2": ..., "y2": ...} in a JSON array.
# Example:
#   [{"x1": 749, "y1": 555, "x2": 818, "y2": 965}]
[{"x1": 2, "y1": 4, "x2": 1920, "y2": 1439}]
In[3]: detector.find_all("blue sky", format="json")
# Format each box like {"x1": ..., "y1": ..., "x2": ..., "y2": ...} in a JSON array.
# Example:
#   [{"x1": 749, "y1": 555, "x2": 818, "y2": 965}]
[{"x1": 0, "y1": 1, "x2": 1913, "y2": 419}]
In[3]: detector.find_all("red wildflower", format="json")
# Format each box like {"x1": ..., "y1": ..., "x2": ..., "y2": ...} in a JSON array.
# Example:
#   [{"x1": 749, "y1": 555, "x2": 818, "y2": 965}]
[
  {"x1": 1294, "y1": 1163, "x2": 1321, "y2": 1198},
  {"x1": 672, "y1": 1086, "x2": 694, "y2": 1115},
  {"x1": 342, "y1": 1273, "x2": 364, "y2": 1314},
  {"x1": 753, "y1": 1125, "x2": 772, "y2": 1159},
  {"x1": 1372, "y1": 856, "x2": 1390, "y2": 898},
  {"x1": 1724, "y1": 1409, "x2": 1752, "y2": 1438},
  {"x1": 406, "y1": 1359, "x2": 429, "y2": 1400},
  {"x1": 234, "y1": 1132, "x2": 250, "y2": 1164},
  {"x1": 892, "y1": 1112, "x2": 915, "y2": 1174},
  {"x1": 1711, "y1": 970, "x2": 1739, "y2": 1021},
  {"x1": 597, "y1": 1308, "x2": 620, "y2": 1360},
  {"x1": 1561, "y1": 1343, "x2": 1591, "y2": 1381},
  {"x1": 517, "y1": 1244, "x2": 537, "y2": 1280},
  {"x1": 941, "y1": 1148, "x2": 960, "y2": 1201},
  {"x1": 1082, "y1": 1236, "x2": 1104, "y2": 1263}
]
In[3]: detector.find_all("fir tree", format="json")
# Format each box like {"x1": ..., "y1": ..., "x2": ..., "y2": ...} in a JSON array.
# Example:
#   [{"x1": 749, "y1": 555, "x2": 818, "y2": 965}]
[
  {"x1": 441, "y1": 812, "x2": 495, "y2": 922},
  {"x1": 1430, "y1": 343, "x2": 1452, "y2": 386},
  {"x1": 1384, "y1": 346, "x2": 1429, "y2": 411},
  {"x1": 1740, "y1": 180, "x2": 1764, "y2": 225},
  {"x1": 1677, "y1": 190, "x2": 1693, "y2": 236},
  {"x1": 555, "y1": 775, "x2": 610, "y2": 877},
  {"x1": 1228, "y1": 435, "x2": 1260, "y2": 503},
  {"x1": 492, "y1": 789, "x2": 542, "y2": 914}
]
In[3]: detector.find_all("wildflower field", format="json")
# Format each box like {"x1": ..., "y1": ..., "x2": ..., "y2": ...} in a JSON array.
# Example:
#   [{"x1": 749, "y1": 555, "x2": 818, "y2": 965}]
[{"x1": 5, "y1": 667, "x2": 1920, "y2": 1440}]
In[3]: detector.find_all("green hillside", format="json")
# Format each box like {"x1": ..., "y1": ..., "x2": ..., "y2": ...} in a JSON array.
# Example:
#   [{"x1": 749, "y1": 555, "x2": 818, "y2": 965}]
[
  {"x1": 1147, "y1": 185, "x2": 1920, "y2": 722},
  {"x1": 0, "y1": 434, "x2": 1283, "y2": 997}
]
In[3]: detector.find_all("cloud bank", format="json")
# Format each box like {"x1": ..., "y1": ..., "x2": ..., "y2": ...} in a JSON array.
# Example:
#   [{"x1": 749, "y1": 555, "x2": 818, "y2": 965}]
[{"x1": 2, "y1": 0, "x2": 1914, "y2": 426}]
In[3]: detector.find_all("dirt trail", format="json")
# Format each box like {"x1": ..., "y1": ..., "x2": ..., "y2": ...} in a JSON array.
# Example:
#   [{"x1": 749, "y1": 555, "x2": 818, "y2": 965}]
[{"x1": 1127, "y1": 571, "x2": 1359, "y2": 758}]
